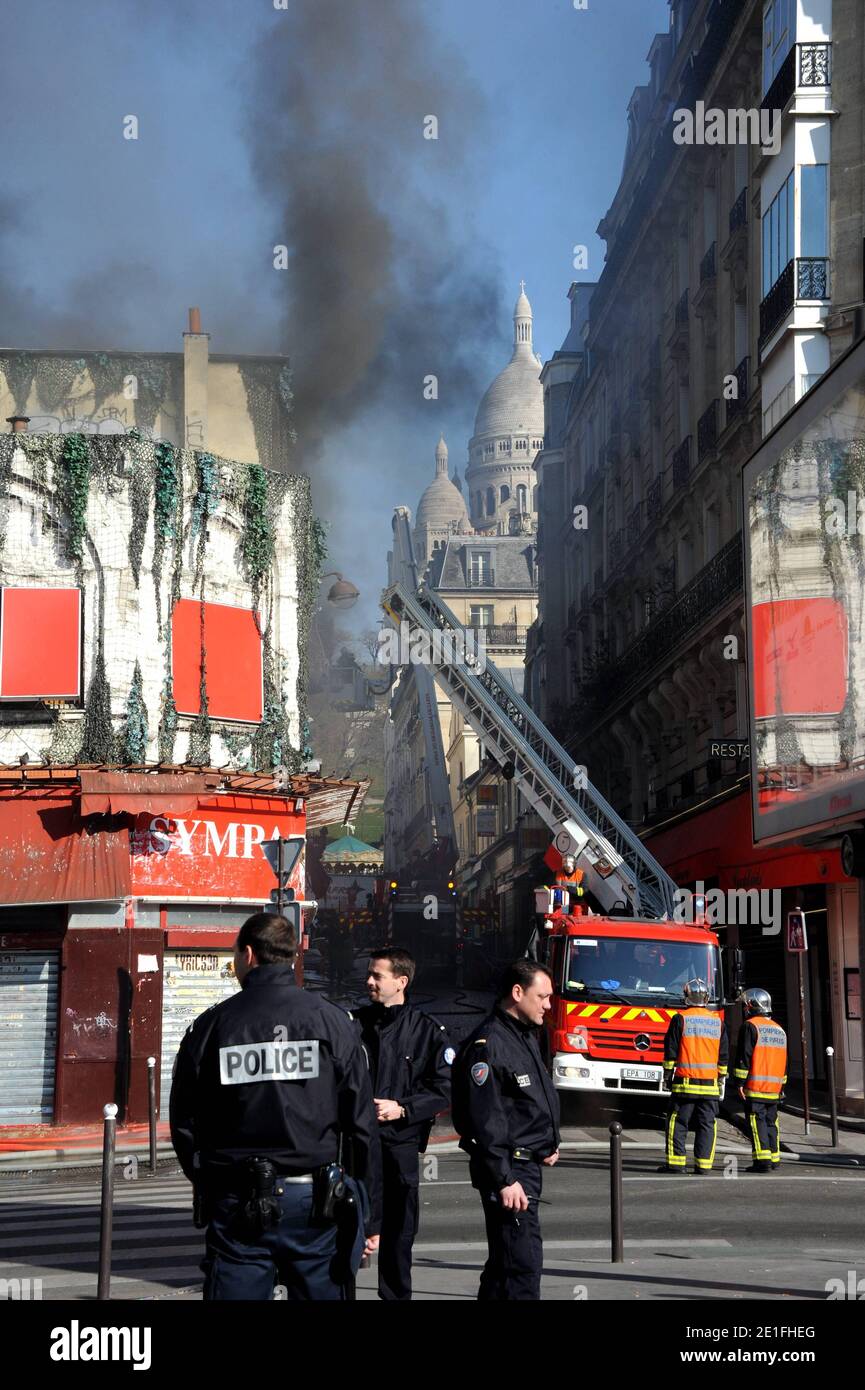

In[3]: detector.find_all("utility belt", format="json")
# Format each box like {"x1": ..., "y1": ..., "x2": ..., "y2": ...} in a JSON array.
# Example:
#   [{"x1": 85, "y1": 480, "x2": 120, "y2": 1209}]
[
  {"x1": 512, "y1": 1147, "x2": 549, "y2": 1163},
  {"x1": 194, "y1": 1157, "x2": 355, "y2": 1233}
]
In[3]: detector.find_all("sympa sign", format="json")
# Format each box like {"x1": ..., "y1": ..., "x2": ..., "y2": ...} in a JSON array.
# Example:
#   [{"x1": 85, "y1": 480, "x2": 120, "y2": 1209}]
[{"x1": 129, "y1": 800, "x2": 306, "y2": 902}]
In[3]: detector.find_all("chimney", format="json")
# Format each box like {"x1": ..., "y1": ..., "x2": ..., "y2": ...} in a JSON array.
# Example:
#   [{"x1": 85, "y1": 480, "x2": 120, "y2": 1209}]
[
  {"x1": 6, "y1": 416, "x2": 29, "y2": 433},
  {"x1": 183, "y1": 307, "x2": 209, "y2": 448}
]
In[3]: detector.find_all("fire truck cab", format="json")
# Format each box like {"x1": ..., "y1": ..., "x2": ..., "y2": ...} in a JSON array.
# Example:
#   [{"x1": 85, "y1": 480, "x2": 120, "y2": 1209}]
[{"x1": 538, "y1": 910, "x2": 724, "y2": 1098}]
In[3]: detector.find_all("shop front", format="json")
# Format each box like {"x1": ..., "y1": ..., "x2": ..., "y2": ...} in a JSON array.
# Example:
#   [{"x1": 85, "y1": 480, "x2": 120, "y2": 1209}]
[
  {"x1": 0, "y1": 768, "x2": 364, "y2": 1128},
  {"x1": 644, "y1": 786, "x2": 861, "y2": 1112}
]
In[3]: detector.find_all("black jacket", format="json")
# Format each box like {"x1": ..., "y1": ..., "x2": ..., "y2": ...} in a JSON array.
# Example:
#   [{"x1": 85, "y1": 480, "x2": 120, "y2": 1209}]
[
  {"x1": 355, "y1": 1002, "x2": 452, "y2": 1151},
  {"x1": 169, "y1": 964, "x2": 382, "y2": 1230},
  {"x1": 452, "y1": 1007, "x2": 561, "y2": 1190}
]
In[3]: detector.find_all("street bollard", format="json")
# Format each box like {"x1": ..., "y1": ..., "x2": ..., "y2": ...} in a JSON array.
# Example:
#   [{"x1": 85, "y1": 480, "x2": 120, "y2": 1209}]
[
  {"x1": 826, "y1": 1046, "x2": 839, "y2": 1149},
  {"x1": 147, "y1": 1056, "x2": 158, "y2": 1175},
  {"x1": 609, "y1": 1121, "x2": 624, "y2": 1263},
  {"x1": 97, "y1": 1103, "x2": 118, "y2": 1301}
]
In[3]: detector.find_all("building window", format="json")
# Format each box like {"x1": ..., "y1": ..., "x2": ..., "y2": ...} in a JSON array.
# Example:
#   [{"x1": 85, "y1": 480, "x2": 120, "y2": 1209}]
[
  {"x1": 484, "y1": 442, "x2": 495, "y2": 457},
  {"x1": 516, "y1": 484, "x2": 528, "y2": 512},
  {"x1": 469, "y1": 551, "x2": 493, "y2": 584},
  {"x1": 485, "y1": 487, "x2": 495, "y2": 516},
  {"x1": 801, "y1": 165, "x2": 828, "y2": 260},
  {"x1": 470, "y1": 604, "x2": 494, "y2": 627},
  {"x1": 515, "y1": 438, "x2": 528, "y2": 451},
  {"x1": 498, "y1": 440, "x2": 509, "y2": 453},
  {"x1": 763, "y1": 0, "x2": 794, "y2": 96},
  {"x1": 500, "y1": 484, "x2": 511, "y2": 503},
  {"x1": 762, "y1": 170, "x2": 794, "y2": 294}
]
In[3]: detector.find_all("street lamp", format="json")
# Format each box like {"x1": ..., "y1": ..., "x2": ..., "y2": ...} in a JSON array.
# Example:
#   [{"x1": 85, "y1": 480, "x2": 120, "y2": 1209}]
[{"x1": 322, "y1": 571, "x2": 360, "y2": 609}]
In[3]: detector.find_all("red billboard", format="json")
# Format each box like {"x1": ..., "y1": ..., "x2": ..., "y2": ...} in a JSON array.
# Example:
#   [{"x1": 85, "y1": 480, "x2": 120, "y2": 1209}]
[{"x1": 743, "y1": 338, "x2": 865, "y2": 844}]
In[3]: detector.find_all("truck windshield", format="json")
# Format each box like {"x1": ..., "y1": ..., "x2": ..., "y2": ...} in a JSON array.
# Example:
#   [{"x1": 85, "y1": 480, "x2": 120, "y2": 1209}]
[{"x1": 563, "y1": 936, "x2": 721, "y2": 1007}]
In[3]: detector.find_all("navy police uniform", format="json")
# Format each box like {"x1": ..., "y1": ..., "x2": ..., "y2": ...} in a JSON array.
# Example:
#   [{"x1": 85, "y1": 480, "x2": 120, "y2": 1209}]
[
  {"x1": 170, "y1": 963, "x2": 381, "y2": 1301},
  {"x1": 452, "y1": 1007, "x2": 560, "y2": 1300},
  {"x1": 356, "y1": 1002, "x2": 453, "y2": 1300}
]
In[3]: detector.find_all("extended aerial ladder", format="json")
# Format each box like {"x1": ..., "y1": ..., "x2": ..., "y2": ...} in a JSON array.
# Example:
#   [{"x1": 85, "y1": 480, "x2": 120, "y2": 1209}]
[
  {"x1": 386, "y1": 507, "x2": 458, "y2": 867},
  {"x1": 383, "y1": 508, "x2": 679, "y2": 921}
]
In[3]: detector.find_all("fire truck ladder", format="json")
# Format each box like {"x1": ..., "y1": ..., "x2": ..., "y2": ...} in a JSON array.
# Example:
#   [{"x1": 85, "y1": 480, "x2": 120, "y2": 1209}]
[{"x1": 381, "y1": 573, "x2": 679, "y2": 921}]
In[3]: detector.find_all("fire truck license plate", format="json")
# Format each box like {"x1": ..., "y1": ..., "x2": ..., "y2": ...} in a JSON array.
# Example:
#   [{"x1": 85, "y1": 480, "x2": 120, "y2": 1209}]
[{"x1": 623, "y1": 1067, "x2": 656, "y2": 1081}]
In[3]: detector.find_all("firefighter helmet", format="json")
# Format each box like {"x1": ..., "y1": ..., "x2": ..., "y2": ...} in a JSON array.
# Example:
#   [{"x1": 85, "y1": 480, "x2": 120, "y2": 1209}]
[
  {"x1": 740, "y1": 987, "x2": 772, "y2": 1017},
  {"x1": 683, "y1": 978, "x2": 709, "y2": 1006}
]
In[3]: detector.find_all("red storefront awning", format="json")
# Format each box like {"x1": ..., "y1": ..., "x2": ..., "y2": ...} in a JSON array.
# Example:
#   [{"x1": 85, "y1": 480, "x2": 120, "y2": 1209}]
[
  {"x1": 0, "y1": 789, "x2": 131, "y2": 904},
  {"x1": 643, "y1": 787, "x2": 844, "y2": 890},
  {"x1": 78, "y1": 770, "x2": 208, "y2": 817}
]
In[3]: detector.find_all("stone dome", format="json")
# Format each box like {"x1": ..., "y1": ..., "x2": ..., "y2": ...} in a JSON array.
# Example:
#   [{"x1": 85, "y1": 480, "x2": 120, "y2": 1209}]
[
  {"x1": 472, "y1": 283, "x2": 543, "y2": 441},
  {"x1": 415, "y1": 436, "x2": 468, "y2": 530}
]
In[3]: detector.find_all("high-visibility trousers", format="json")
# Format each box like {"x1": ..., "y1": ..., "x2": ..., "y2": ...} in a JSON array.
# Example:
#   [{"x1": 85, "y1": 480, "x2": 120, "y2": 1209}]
[
  {"x1": 745, "y1": 1098, "x2": 781, "y2": 1165},
  {"x1": 666, "y1": 1099, "x2": 718, "y2": 1171}
]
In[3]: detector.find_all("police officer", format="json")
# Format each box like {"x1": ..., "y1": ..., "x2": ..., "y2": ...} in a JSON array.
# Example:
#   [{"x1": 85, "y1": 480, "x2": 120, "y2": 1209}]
[
  {"x1": 355, "y1": 945, "x2": 453, "y2": 1300},
  {"x1": 733, "y1": 987, "x2": 788, "y2": 1173},
  {"x1": 661, "y1": 977, "x2": 729, "y2": 1175},
  {"x1": 170, "y1": 912, "x2": 382, "y2": 1300},
  {"x1": 452, "y1": 959, "x2": 561, "y2": 1300}
]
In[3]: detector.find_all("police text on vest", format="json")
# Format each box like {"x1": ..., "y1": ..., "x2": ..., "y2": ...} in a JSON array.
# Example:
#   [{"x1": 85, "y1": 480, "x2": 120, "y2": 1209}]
[{"x1": 219, "y1": 1040, "x2": 320, "y2": 1084}]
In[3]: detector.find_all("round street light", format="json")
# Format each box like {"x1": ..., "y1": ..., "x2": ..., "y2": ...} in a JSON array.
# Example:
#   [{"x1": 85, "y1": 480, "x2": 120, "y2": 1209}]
[{"x1": 322, "y1": 571, "x2": 360, "y2": 609}]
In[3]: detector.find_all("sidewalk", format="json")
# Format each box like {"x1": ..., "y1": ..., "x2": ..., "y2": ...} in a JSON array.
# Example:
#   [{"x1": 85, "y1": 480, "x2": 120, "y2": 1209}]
[{"x1": 722, "y1": 1100, "x2": 865, "y2": 1167}]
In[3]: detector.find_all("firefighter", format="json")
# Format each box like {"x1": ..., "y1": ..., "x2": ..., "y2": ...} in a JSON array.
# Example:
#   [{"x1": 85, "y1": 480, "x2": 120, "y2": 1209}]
[
  {"x1": 451, "y1": 959, "x2": 561, "y2": 1300},
  {"x1": 661, "y1": 977, "x2": 728, "y2": 1175},
  {"x1": 551, "y1": 853, "x2": 585, "y2": 914},
  {"x1": 733, "y1": 987, "x2": 788, "y2": 1173}
]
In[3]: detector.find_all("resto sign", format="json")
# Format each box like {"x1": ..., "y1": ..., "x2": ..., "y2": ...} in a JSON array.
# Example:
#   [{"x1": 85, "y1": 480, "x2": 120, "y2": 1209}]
[{"x1": 130, "y1": 800, "x2": 305, "y2": 901}]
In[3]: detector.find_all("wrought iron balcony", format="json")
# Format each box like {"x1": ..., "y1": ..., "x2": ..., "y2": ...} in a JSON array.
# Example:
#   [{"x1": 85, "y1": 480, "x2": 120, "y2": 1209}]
[
  {"x1": 799, "y1": 42, "x2": 831, "y2": 87},
  {"x1": 798, "y1": 257, "x2": 830, "y2": 300},
  {"x1": 672, "y1": 436, "x2": 691, "y2": 490},
  {"x1": 697, "y1": 400, "x2": 718, "y2": 462},
  {"x1": 675, "y1": 290, "x2": 689, "y2": 327},
  {"x1": 699, "y1": 242, "x2": 716, "y2": 284},
  {"x1": 759, "y1": 259, "x2": 830, "y2": 346},
  {"x1": 725, "y1": 356, "x2": 750, "y2": 425},
  {"x1": 761, "y1": 45, "x2": 795, "y2": 115},
  {"x1": 729, "y1": 186, "x2": 747, "y2": 236},
  {"x1": 469, "y1": 625, "x2": 528, "y2": 648},
  {"x1": 646, "y1": 476, "x2": 662, "y2": 522},
  {"x1": 570, "y1": 533, "x2": 744, "y2": 719},
  {"x1": 759, "y1": 259, "x2": 795, "y2": 346}
]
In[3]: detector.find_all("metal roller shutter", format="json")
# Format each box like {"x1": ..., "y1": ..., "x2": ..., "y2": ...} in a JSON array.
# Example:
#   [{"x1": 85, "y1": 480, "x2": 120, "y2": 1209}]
[
  {"x1": 0, "y1": 950, "x2": 59, "y2": 1124},
  {"x1": 160, "y1": 950, "x2": 239, "y2": 1113}
]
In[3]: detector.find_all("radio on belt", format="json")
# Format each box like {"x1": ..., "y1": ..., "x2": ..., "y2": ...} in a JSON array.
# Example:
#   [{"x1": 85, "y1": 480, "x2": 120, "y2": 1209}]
[{"x1": 219, "y1": 1039, "x2": 320, "y2": 1085}]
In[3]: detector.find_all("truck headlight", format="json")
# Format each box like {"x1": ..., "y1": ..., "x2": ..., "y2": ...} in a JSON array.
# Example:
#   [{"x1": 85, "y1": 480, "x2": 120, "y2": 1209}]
[{"x1": 566, "y1": 1029, "x2": 589, "y2": 1051}]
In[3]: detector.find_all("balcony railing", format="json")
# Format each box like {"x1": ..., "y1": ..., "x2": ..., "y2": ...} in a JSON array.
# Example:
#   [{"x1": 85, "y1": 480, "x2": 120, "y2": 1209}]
[
  {"x1": 570, "y1": 534, "x2": 744, "y2": 717},
  {"x1": 675, "y1": 290, "x2": 689, "y2": 327},
  {"x1": 759, "y1": 259, "x2": 795, "y2": 345},
  {"x1": 672, "y1": 436, "x2": 692, "y2": 490},
  {"x1": 699, "y1": 242, "x2": 716, "y2": 284},
  {"x1": 759, "y1": 258, "x2": 830, "y2": 346},
  {"x1": 729, "y1": 186, "x2": 747, "y2": 236},
  {"x1": 697, "y1": 400, "x2": 718, "y2": 462},
  {"x1": 725, "y1": 356, "x2": 750, "y2": 424},
  {"x1": 799, "y1": 42, "x2": 831, "y2": 87},
  {"x1": 798, "y1": 256, "x2": 830, "y2": 300},
  {"x1": 646, "y1": 477, "x2": 662, "y2": 522},
  {"x1": 469, "y1": 625, "x2": 528, "y2": 648}
]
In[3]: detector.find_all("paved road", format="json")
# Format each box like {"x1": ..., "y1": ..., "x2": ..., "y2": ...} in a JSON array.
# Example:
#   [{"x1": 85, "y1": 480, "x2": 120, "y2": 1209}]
[{"x1": 2, "y1": 1146, "x2": 863, "y2": 1301}]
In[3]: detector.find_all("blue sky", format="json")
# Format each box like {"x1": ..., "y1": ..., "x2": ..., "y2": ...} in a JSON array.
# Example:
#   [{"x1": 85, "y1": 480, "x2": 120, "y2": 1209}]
[{"x1": 0, "y1": 0, "x2": 670, "y2": 629}]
